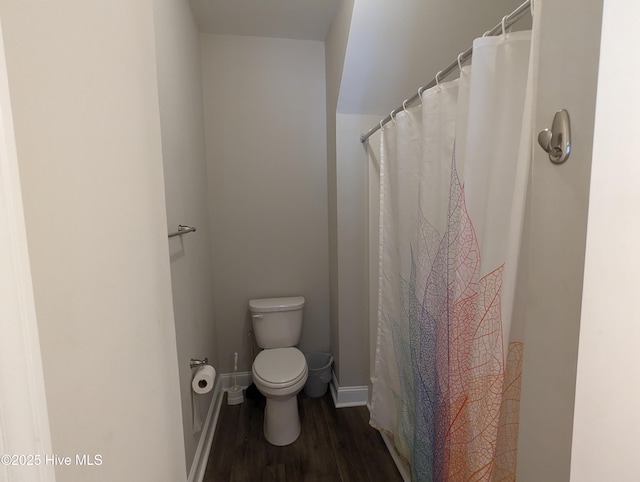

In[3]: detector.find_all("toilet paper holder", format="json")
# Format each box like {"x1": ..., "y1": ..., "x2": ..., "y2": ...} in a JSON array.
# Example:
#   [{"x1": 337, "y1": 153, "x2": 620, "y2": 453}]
[{"x1": 190, "y1": 357, "x2": 208, "y2": 369}]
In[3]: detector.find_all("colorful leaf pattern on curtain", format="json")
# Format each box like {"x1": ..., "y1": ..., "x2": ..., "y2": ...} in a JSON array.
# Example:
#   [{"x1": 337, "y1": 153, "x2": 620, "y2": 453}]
[
  {"x1": 371, "y1": 26, "x2": 538, "y2": 482},
  {"x1": 387, "y1": 155, "x2": 510, "y2": 481}
]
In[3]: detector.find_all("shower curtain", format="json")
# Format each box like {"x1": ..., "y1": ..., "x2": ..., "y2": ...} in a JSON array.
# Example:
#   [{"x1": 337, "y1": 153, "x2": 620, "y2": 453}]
[{"x1": 370, "y1": 15, "x2": 540, "y2": 482}]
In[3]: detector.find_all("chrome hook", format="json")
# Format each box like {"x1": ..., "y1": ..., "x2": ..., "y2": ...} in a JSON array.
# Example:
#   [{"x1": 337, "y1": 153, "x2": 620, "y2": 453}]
[{"x1": 538, "y1": 109, "x2": 571, "y2": 164}]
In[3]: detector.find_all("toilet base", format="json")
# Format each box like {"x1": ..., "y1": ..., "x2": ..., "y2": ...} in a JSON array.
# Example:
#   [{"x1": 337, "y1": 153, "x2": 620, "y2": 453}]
[{"x1": 263, "y1": 395, "x2": 301, "y2": 446}]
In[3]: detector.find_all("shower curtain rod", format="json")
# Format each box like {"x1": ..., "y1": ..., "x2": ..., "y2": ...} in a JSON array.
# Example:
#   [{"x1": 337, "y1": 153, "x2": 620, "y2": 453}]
[{"x1": 360, "y1": 0, "x2": 531, "y2": 143}]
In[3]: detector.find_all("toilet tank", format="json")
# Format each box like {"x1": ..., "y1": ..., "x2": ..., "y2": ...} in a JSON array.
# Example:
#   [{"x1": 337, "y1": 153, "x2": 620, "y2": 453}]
[{"x1": 249, "y1": 296, "x2": 305, "y2": 349}]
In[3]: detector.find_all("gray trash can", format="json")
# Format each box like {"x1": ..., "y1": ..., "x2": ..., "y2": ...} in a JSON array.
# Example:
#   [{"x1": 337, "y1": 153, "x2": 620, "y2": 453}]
[{"x1": 304, "y1": 352, "x2": 333, "y2": 397}]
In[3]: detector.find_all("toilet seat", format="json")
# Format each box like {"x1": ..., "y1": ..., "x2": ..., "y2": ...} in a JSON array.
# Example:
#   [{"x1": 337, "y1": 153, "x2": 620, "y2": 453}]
[{"x1": 253, "y1": 347, "x2": 307, "y2": 389}]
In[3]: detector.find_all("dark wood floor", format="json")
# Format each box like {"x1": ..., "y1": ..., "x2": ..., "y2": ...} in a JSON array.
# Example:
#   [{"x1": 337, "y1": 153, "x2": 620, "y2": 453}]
[{"x1": 204, "y1": 390, "x2": 403, "y2": 481}]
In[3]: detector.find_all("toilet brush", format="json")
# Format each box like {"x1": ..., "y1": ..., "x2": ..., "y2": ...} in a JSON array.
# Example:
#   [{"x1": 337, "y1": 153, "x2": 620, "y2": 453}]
[{"x1": 227, "y1": 352, "x2": 244, "y2": 405}]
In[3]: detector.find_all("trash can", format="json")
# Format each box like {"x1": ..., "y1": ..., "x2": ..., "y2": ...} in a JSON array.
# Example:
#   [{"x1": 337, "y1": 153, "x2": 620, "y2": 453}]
[{"x1": 304, "y1": 352, "x2": 333, "y2": 397}]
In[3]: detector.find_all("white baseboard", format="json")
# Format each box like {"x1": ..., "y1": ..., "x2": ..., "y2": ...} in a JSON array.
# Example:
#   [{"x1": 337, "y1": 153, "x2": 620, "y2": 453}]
[
  {"x1": 219, "y1": 370, "x2": 253, "y2": 391},
  {"x1": 187, "y1": 371, "x2": 253, "y2": 481},
  {"x1": 187, "y1": 376, "x2": 223, "y2": 482},
  {"x1": 329, "y1": 371, "x2": 369, "y2": 408}
]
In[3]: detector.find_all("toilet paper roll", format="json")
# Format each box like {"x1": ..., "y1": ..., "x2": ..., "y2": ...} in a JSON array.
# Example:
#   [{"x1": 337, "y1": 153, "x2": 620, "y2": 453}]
[{"x1": 192, "y1": 365, "x2": 216, "y2": 395}]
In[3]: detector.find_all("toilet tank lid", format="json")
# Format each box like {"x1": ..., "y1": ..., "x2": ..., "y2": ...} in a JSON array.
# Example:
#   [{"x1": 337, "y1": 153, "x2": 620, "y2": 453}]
[{"x1": 249, "y1": 296, "x2": 305, "y2": 313}]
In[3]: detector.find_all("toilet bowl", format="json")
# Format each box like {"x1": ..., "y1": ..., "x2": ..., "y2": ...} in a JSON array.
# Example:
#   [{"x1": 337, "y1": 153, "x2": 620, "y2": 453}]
[
  {"x1": 249, "y1": 296, "x2": 307, "y2": 446},
  {"x1": 252, "y1": 347, "x2": 308, "y2": 446}
]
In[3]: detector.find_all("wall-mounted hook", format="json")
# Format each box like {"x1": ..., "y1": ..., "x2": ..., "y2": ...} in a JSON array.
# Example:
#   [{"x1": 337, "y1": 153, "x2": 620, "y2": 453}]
[{"x1": 538, "y1": 109, "x2": 571, "y2": 164}]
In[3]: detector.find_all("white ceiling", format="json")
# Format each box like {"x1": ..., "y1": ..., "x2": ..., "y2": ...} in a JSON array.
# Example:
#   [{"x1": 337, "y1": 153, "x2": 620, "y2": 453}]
[{"x1": 188, "y1": 0, "x2": 340, "y2": 41}]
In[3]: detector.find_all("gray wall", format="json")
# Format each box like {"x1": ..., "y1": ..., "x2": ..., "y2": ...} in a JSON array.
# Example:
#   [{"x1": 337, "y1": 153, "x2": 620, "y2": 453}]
[
  {"x1": 200, "y1": 34, "x2": 330, "y2": 373},
  {"x1": 325, "y1": 0, "x2": 356, "y2": 383},
  {"x1": 0, "y1": 1, "x2": 187, "y2": 480},
  {"x1": 336, "y1": 113, "x2": 379, "y2": 387},
  {"x1": 153, "y1": 0, "x2": 217, "y2": 471},
  {"x1": 570, "y1": 2, "x2": 640, "y2": 478},
  {"x1": 516, "y1": 0, "x2": 603, "y2": 479}
]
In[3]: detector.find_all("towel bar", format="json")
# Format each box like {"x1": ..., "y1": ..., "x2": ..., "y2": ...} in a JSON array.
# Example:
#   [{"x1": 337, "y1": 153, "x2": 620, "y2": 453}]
[{"x1": 168, "y1": 225, "x2": 196, "y2": 238}]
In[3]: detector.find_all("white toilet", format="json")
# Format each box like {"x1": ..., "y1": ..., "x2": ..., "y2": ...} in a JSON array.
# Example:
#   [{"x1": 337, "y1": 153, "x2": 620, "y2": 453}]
[{"x1": 249, "y1": 296, "x2": 308, "y2": 446}]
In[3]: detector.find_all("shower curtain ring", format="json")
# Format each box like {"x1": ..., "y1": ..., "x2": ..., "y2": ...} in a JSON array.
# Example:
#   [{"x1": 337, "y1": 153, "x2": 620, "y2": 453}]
[
  {"x1": 390, "y1": 109, "x2": 397, "y2": 122},
  {"x1": 402, "y1": 99, "x2": 410, "y2": 113},
  {"x1": 435, "y1": 70, "x2": 443, "y2": 88},
  {"x1": 418, "y1": 85, "x2": 426, "y2": 100},
  {"x1": 457, "y1": 53, "x2": 465, "y2": 71},
  {"x1": 501, "y1": 15, "x2": 509, "y2": 37},
  {"x1": 379, "y1": 119, "x2": 385, "y2": 131}
]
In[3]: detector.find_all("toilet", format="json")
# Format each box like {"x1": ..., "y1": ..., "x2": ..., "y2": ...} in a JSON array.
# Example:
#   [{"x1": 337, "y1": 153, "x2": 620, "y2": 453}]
[{"x1": 249, "y1": 296, "x2": 308, "y2": 446}]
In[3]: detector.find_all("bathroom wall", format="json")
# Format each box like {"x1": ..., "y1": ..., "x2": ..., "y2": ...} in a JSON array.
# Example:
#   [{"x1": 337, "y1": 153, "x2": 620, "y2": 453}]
[
  {"x1": 153, "y1": 0, "x2": 216, "y2": 471},
  {"x1": 516, "y1": 0, "x2": 603, "y2": 479},
  {"x1": 570, "y1": 2, "x2": 640, "y2": 478},
  {"x1": 200, "y1": 34, "x2": 329, "y2": 373},
  {"x1": 335, "y1": 113, "x2": 380, "y2": 387},
  {"x1": 0, "y1": 16, "x2": 55, "y2": 480},
  {"x1": 0, "y1": 1, "x2": 187, "y2": 481},
  {"x1": 325, "y1": 0, "x2": 356, "y2": 382}
]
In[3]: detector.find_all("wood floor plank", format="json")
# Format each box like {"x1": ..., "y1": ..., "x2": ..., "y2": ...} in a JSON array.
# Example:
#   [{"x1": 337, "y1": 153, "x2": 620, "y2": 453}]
[{"x1": 204, "y1": 391, "x2": 402, "y2": 482}]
